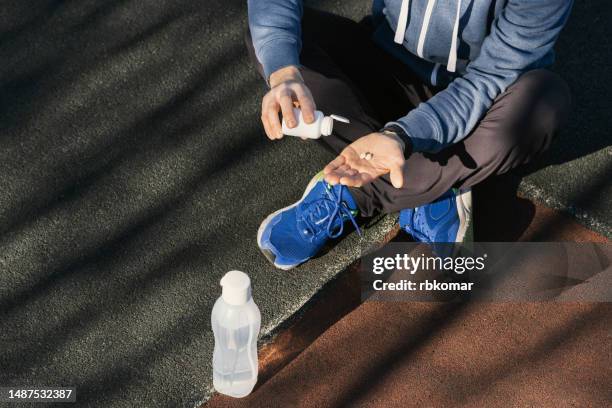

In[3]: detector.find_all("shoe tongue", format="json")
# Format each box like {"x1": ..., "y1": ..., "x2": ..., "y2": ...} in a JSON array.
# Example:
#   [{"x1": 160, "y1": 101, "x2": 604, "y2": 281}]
[{"x1": 296, "y1": 184, "x2": 342, "y2": 239}]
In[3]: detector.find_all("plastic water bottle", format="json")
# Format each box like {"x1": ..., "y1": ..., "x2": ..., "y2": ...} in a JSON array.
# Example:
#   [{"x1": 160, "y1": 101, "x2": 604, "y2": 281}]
[
  {"x1": 212, "y1": 270, "x2": 261, "y2": 398},
  {"x1": 282, "y1": 107, "x2": 349, "y2": 139}
]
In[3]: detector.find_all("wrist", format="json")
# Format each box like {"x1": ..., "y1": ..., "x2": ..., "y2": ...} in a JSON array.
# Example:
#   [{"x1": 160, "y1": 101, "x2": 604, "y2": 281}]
[
  {"x1": 381, "y1": 126, "x2": 413, "y2": 157},
  {"x1": 269, "y1": 65, "x2": 302, "y2": 88}
]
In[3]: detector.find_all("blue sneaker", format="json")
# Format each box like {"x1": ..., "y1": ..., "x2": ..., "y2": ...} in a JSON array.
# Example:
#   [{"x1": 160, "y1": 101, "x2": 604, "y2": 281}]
[
  {"x1": 399, "y1": 188, "x2": 472, "y2": 243},
  {"x1": 257, "y1": 172, "x2": 361, "y2": 270}
]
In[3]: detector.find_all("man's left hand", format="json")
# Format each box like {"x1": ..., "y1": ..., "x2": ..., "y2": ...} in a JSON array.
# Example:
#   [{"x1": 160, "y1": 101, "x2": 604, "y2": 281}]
[{"x1": 323, "y1": 132, "x2": 406, "y2": 188}]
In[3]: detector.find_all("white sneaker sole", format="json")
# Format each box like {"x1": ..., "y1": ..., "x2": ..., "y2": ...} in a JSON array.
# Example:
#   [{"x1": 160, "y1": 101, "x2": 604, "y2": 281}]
[{"x1": 454, "y1": 188, "x2": 472, "y2": 243}]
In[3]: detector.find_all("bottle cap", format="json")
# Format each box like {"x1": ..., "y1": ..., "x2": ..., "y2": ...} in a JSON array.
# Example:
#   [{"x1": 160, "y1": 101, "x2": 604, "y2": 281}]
[
  {"x1": 220, "y1": 270, "x2": 252, "y2": 305},
  {"x1": 321, "y1": 114, "x2": 350, "y2": 137},
  {"x1": 321, "y1": 117, "x2": 333, "y2": 136}
]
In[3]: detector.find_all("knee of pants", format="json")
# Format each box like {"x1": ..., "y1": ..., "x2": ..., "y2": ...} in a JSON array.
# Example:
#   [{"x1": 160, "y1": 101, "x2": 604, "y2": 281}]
[
  {"x1": 513, "y1": 69, "x2": 572, "y2": 133},
  {"x1": 490, "y1": 70, "x2": 571, "y2": 153}
]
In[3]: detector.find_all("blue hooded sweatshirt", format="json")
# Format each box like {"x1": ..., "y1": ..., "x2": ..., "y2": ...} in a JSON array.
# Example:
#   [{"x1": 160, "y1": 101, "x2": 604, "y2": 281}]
[{"x1": 247, "y1": 0, "x2": 573, "y2": 152}]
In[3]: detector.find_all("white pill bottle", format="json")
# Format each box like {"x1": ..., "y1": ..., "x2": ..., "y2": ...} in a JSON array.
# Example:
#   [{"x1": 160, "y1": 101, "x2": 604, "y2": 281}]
[
  {"x1": 282, "y1": 107, "x2": 349, "y2": 139},
  {"x1": 212, "y1": 270, "x2": 261, "y2": 398}
]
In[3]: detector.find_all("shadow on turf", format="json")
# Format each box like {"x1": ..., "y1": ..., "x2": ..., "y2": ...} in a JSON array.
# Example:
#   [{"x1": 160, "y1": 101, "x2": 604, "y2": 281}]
[{"x1": 0, "y1": 4, "x2": 249, "y2": 236}]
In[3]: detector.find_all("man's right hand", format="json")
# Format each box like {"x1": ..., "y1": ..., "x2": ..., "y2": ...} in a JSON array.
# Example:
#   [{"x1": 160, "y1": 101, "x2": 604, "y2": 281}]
[{"x1": 261, "y1": 65, "x2": 316, "y2": 140}]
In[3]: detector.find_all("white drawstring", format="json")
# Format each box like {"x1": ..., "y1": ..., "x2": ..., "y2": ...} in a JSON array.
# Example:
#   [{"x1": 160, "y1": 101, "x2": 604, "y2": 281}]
[
  {"x1": 417, "y1": 0, "x2": 437, "y2": 58},
  {"x1": 393, "y1": 0, "x2": 410, "y2": 44},
  {"x1": 447, "y1": 0, "x2": 462, "y2": 72},
  {"x1": 394, "y1": 0, "x2": 462, "y2": 73}
]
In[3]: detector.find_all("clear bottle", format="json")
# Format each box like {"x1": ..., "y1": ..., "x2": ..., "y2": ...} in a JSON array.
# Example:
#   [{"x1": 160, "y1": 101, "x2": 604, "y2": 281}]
[
  {"x1": 212, "y1": 270, "x2": 261, "y2": 398},
  {"x1": 282, "y1": 107, "x2": 350, "y2": 139}
]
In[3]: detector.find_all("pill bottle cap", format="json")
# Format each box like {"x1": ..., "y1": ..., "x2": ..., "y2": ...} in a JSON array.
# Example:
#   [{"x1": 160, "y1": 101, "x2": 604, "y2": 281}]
[
  {"x1": 220, "y1": 270, "x2": 251, "y2": 305},
  {"x1": 321, "y1": 114, "x2": 350, "y2": 137}
]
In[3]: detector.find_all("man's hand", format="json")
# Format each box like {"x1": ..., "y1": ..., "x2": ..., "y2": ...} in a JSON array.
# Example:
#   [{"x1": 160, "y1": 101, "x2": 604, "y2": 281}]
[
  {"x1": 324, "y1": 132, "x2": 406, "y2": 188},
  {"x1": 261, "y1": 66, "x2": 316, "y2": 140}
]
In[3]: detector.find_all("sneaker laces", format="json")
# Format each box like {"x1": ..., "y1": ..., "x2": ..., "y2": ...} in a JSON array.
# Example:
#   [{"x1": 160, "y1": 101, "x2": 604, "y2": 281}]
[{"x1": 301, "y1": 185, "x2": 361, "y2": 239}]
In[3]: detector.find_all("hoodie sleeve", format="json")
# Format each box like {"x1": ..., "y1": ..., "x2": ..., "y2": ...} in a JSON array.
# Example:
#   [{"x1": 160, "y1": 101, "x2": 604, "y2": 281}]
[
  {"x1": 247, "y1": 0, "x2": 303, "y2": 81},
  {"x1": 387, "y1": 0, "x2": 573, "y2": 153}
]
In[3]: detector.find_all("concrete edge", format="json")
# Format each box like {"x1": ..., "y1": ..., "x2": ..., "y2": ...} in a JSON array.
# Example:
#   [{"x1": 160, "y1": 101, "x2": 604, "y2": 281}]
[{"x1": 519, "y1": 179, "x2": 611, "y2": 239}]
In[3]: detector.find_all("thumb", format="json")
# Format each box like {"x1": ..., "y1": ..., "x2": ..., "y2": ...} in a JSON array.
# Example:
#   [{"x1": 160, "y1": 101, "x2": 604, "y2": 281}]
[{"x1": 389, "y1": 163, "x2": 405, "y2": 189}]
